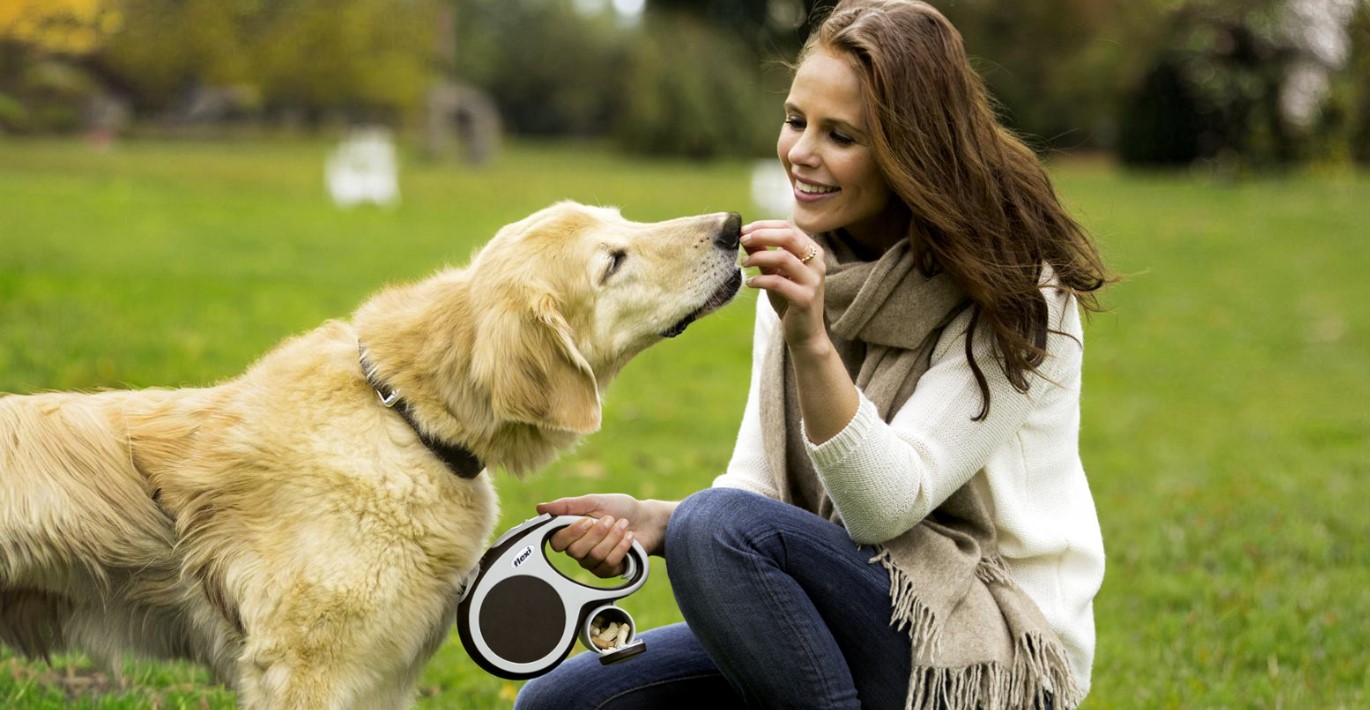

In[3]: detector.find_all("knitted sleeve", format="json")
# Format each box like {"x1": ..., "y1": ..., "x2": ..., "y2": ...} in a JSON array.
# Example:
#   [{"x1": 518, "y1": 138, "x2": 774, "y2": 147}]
[
  {"x1": 811, "y1": 288, "x2": 1084, "y2": 544},
  {"x1": 712, "y1": 294, "x2": 783, "y2": 498}
]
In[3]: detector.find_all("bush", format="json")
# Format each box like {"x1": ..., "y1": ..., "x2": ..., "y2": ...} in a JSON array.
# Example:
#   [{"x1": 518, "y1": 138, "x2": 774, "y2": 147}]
[
  {"x1": 453, "y1": 2, "x2": 626, "y2": 138},
  {"x1": 613, "y1": 14, "x2": 778, "y2": 160},
  {"x1": 1116, "y1": 0, "x2": 1370, "y2": 171},
  {"x1": 1116, "y1": 59, "x2": 1204, "y2": 166},
  {"x1": 0, "y1": 55, "x2": 98, "y2": 134},
  {"x1": 1345, "y1": 2, "x2": 1370, "y2": 166}
]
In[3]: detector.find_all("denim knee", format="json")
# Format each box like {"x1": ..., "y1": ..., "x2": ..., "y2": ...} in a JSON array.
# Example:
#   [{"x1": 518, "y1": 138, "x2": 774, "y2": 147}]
[
  {"x1": 512, "y1": 675, "x2": 550, "y2": 710},
  {"x1": 666, "y1": 488, "x2": 761, "y2": 556},
  {"x1": 666, "y1": 488, "x2": 775, "y2": 586}
]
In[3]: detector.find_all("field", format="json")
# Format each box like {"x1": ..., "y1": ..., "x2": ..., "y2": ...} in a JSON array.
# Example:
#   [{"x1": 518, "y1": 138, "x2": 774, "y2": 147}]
[{"x1": 1, "y1": 138, "x2": 1367, "y2": 708}]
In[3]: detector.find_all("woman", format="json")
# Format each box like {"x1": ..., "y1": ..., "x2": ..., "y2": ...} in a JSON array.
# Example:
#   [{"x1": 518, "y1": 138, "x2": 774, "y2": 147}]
[{"x1": 517, "y1": 1, "x2": 1110, "y2": 708}]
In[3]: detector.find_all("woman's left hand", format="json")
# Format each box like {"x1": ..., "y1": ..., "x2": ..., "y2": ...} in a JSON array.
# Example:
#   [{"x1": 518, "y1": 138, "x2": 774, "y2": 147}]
[{"x1": 741, "y1": 220, "x2": 830, "y2": 358}]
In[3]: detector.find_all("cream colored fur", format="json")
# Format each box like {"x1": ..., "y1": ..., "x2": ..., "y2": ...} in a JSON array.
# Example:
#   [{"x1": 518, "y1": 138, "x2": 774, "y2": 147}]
[{"x1": 0, "y1": 201, "x2": 742, "y2": 708}]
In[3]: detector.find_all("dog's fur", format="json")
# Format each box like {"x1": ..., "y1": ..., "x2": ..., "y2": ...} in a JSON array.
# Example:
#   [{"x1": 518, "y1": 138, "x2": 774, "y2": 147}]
[{"x1": 0, "y1": 201, "x2": 742, "y2": 708}]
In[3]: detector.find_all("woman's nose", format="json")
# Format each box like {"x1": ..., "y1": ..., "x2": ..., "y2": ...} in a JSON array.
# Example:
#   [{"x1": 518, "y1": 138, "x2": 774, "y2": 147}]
[{"x1": 787, "y1": 131, "x2": 820, "y2": 168}]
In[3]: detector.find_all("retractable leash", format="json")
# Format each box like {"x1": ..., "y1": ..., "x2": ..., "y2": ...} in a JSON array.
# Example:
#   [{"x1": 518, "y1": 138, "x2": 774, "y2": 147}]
[{"x1": 457, "y1": 514, "x2": 649, "y2": 680}]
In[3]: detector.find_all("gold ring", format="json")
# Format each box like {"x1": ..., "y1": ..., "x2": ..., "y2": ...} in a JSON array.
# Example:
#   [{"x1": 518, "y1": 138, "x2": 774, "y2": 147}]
[{"x1": 799, "y1": 245, "x2": 818, "y2": 264}]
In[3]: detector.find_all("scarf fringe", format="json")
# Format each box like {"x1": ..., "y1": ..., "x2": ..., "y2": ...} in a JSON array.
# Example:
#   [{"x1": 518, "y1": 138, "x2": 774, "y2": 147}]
[
  {"x1": 903, "y1": 633, "x2": 1085, "y2": 710},
  {"x1": 870, "y1": 548, "x2": 942, "y2": 660},
  {"x1": 976, "y1": 554, "x2": 1017, "y2": 587},
  {"x1": 872, "y1": 550, "x2": 1085, "y2": 710}
]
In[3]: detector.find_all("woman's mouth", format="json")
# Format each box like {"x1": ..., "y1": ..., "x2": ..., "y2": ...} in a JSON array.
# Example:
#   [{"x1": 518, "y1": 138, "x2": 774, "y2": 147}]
[{"x1": 793, "y1": 177, "x2": 839, "y2": 202}]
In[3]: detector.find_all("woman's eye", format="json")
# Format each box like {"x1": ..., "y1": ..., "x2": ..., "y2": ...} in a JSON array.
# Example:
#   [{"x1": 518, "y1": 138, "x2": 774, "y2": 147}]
[
  {"x1": 831, "y1": 131, "x2": 856, "y2": 145},
  {"x1": 783, "y1": 117, "x2": 805, "y2": 130},
  {"x1": 604, "y1": 250, "x2": 627, "y2": 281}
]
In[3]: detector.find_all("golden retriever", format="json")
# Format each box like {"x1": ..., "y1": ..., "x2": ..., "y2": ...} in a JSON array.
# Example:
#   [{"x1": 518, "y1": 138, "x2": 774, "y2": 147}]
[{"x1": 0, "y1": 201, "x2": 742, "y2": 708}]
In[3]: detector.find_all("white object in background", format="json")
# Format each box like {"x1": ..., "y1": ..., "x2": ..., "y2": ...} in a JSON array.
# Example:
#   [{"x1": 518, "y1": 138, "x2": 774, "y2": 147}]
[
  {"x1": 749, "y1": 159, "x2": 793, "y2": 220},
  {"x1": 326, "y1": 127, "x2": 401, "y2": 208}
]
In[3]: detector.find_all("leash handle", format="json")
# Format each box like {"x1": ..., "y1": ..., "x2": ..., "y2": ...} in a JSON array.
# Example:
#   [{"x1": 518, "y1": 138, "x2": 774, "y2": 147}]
[{"x1": 456, "y1": 512, "x2": 652, "y2": 679}]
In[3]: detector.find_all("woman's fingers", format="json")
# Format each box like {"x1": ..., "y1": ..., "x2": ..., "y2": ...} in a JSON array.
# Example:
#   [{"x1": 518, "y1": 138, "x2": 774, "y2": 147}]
[
  {"x1": 741, "y1": 224, "x2": 824, "y2": 279},
  {"x1": 594, "y1": 531, "x2": 635, "y2": 578},
  {"x1": 589, "y1": 521, "x2": 634, "y2": 577},
  {"x1": 547, "y1": 515, "x2": 595, "y2": 554},
  {"x1": 553, "y1": 515, "x2": 633, "y2": 576},
  {"x1": 742, "y1": 222, "x2": 820, "y2": 253},
  {"x1": 741, "y1": 221, "x2": 831, "y2": 350},
  {"x1": 744, "y1": 247, "x2": 821, "y2": 281},
  {"x1": 563, "y1": 515, "x2": 613, "y2": 557}
]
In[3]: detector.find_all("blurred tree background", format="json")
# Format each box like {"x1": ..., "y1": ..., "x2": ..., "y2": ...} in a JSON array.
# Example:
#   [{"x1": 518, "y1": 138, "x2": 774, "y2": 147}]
[{"x1": 2, "y1": 0, "x2": 1370, "y2": 166}]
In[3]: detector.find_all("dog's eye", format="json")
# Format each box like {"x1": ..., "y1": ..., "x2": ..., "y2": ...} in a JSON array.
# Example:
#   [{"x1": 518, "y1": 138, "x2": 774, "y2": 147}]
[{"x1": 603, "y1": 249, "x2": 627, "y2": 282}]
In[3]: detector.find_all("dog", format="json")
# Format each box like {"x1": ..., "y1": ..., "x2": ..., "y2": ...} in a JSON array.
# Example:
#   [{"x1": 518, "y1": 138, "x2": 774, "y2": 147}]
[{"x1": 0, "y1": 201, "x2": 743, "y2": 708}]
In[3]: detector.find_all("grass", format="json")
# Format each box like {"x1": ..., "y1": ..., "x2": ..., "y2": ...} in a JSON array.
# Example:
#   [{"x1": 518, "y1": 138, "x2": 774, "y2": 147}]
[{"x1": 0, "y1": 137, "x2": 1367, "y2": 708}]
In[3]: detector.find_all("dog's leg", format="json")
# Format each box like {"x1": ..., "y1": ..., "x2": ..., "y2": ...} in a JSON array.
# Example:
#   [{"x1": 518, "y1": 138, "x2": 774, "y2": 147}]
[
  {"x1": 232, "y1": 580, "x2": 455, "y2": 710},
  {"x1": 235, "y1": 639, "x2": 428, "y2": 710},
  {"x1": 347, "y1": 663, "x2": 426, "y2": 710},
  {"x1": 236, "y1": 645, "x2": 360, "y2": 710}
]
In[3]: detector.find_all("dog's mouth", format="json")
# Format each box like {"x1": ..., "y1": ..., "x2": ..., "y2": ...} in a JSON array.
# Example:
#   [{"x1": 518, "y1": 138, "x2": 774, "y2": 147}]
[{"x1": 662, "y1": 269, "x2": 743, "y2": 338}]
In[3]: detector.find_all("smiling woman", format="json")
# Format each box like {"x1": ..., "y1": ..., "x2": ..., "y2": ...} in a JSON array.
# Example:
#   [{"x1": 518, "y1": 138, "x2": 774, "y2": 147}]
[{"x1": 517, "y1": 2, "x2": 1114, "y2": 709}]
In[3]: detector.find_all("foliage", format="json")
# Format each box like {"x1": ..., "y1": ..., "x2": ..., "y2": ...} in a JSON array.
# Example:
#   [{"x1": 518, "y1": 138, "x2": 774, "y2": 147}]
[
  {"x1": 0, "y1": 0, "x2": 121, "y2": 55},
  {"x1": 6, "y1": 0, "x2": 1368, "y2": 168},
  {"x1": 0, "y1": 0, "x2": 121, "y2": 133},
  {"x1": 1116, "y1": 59, "x2": 1206, "y2": 165},
  {"x1": 646, "y1": 0, "x2": 824, "y2": 54},
  {"x1": 452, "y1": 0, "x2": 626, "y2": 137},
  {"x1": 1346, "y1": 0, "x2": 1370, "y2": 165},
  {"x1": 0, "y1": 52, "x2": 96, "y2": 133},
  {"x1": 1116, "y1": 0, "x2": 1370, "y2": 170},
  {"x1": 613, "y1": 13, "x2": 782, "y2": 159},
  {"x1": 1, "y1": 138, "x2": 1368, "y2": 707},
  {"x1": 942, "y1": 0, "x2": 1140, "y2": 150},
  {"x1": 451, "y1": 1, "x2": 785, "y2": 157},
  {"x1": 0, "y1": 0, "x2": 443, "y2": 126}
]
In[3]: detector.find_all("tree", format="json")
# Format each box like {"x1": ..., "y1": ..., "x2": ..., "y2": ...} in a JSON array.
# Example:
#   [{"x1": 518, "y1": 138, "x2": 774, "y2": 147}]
[
  {"x1": 647, "y1": 0, "x2": 831, "y2": 58},
  {"x1": 92, "y1": 0, "x2": 441, "y2": 121},
  {"x1": 1116, "y1": 0, "x2": 1363, "y2": 169},
  {"x1": 451, "y1": 0, "x2": 626, "y2": 137},
  {"x1": 0, "y1": 0, "x2": 121, "y2": 55},
  {"x1": 0, "y1": 0, "x2": 124, "y2": 132}
]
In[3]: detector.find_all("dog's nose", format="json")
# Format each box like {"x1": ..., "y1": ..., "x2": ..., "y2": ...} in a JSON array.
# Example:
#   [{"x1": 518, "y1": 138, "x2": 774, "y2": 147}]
[{"x1": 715, "y1": 213, "x2": 742, "y2": 250}]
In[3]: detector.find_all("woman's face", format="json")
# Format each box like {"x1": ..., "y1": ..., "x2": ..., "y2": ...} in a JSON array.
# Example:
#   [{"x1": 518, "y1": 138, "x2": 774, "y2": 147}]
[{"x1": 778, "y1": 47, "x2": 898, "y2": 247}]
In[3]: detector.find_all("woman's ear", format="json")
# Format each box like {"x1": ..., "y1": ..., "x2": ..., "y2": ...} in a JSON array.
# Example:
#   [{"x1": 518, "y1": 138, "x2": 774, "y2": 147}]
[{"x1": 472, "y1": 289, "x2": 601, "y2": 435}]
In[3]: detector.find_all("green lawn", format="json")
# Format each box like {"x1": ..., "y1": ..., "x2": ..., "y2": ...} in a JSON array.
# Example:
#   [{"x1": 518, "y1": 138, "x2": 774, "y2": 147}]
[{"x1": 1, "y1": 138, "x2": 1367, "y2": 708}]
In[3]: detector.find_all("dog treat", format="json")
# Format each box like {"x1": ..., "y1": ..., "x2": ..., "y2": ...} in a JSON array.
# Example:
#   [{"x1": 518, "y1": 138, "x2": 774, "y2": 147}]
[{"x1": 589, "y1": 619, "x2": 629, "y2": 651}]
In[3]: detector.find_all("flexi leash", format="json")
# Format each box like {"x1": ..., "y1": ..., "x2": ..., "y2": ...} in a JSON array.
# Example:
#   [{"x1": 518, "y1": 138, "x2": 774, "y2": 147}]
[{"x1": 457, "y1": 514, "x2": 649, "y2": 679}]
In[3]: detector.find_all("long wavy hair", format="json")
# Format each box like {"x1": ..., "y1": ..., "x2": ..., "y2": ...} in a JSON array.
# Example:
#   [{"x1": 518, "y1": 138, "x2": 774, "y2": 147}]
[{"x1": 803, "y1": 0, "x2": 1114, "y2": 419}]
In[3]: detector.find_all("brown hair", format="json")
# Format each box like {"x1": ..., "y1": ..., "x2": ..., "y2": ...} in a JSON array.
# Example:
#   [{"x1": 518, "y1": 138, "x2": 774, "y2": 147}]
[{"x1": 803, "y1": 0, "x2": 1114, "y2": 419}]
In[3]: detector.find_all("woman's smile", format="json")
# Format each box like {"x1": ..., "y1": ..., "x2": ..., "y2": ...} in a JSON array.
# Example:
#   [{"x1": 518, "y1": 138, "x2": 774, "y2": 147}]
[{"x1": 793, "y1": 177, "x2": 840, "y2": 201}]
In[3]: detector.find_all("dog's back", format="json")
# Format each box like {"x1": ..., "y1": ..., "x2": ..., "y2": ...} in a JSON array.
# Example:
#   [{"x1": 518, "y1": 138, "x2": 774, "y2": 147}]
[{"x1": 0, "y1": 389, "x2": 230, "y2": 671}]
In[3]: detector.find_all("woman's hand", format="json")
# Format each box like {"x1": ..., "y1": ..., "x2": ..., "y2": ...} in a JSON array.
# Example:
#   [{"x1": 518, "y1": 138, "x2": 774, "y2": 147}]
[
  {"x1": 742, "y1": 220, "x2": 859, "y2": 445},
  {"x1": 741, "y1": 220, "x2": 831, "y2": 359},
  {"x1": 536, "y1": 494, "x2": 676, "y2": 578}
]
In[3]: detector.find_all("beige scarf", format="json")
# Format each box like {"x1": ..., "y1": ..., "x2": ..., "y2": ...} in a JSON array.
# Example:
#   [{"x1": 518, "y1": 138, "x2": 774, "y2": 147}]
[{"x1": 758, "y1": 233, "x2": 1083, "y2": 710}]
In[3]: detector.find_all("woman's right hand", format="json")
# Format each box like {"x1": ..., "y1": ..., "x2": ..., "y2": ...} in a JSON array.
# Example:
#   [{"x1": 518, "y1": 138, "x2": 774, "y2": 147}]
[
  {"x1": 536, "y1": 494, "x2": 676, "y2": 578},
  {"x1": 740, "y1": 220, "x2": 831, "y2": 359}
]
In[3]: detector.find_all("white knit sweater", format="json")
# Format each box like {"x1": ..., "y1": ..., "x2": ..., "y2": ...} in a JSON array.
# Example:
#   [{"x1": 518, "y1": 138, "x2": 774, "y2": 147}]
[{"x1": 713, "y1": 287, "x2": 1105, "y2": 695}]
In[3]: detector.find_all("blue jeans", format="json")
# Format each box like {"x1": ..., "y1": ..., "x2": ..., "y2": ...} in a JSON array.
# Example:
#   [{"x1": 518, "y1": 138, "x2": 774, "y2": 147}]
[{"x1": 515, "y1": 488, "x2": 913, "y2": 710}]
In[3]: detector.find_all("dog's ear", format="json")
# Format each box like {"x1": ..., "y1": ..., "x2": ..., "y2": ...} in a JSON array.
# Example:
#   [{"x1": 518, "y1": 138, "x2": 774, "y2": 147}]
[{"x1": 473, "y1": 290, "x2": 601, "y2": 434}]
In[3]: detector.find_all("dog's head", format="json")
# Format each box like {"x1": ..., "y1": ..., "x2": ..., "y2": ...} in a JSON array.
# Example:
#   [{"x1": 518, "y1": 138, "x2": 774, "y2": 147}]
[{"x1": 467, "y1": 201, "x2": 743, "y2": 436}]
